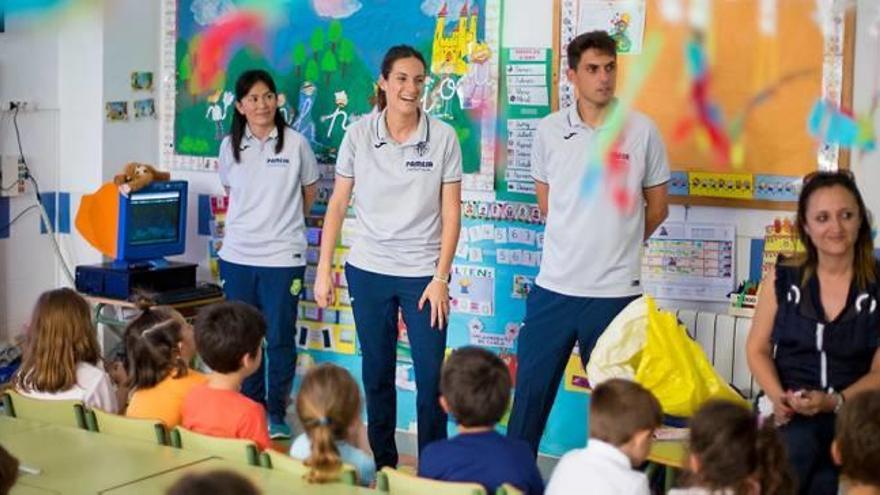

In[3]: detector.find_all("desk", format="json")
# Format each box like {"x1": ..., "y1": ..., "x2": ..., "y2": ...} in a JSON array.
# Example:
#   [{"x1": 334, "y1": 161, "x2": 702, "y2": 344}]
[
  {"x1": 647, "y1": 439, "x2": 686, "y2": 492},
  {"x1": 101, "y1": 458, "x2": 376, "y2": 495},
  {"x1": 84, "y1": 294, "x2": 224, "y2": 344},
  {"x1": 0, "y1": 416, "x2": 52, "y2": 439},
  {"x1": 4, "y1": 424, "x2": 213, "y2": 495}
]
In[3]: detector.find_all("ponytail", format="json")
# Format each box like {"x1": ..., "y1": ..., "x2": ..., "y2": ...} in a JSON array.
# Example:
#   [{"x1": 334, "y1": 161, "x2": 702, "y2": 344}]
[
  {"x1": 296, "y1": 363, "x2": 363, "y2": 484},
  {"x1": 303, "y1": 418, "x2": 343, "y2": 483},
  {"x1": 755, "y1": 416, "x2": 796, "y2": 495}
]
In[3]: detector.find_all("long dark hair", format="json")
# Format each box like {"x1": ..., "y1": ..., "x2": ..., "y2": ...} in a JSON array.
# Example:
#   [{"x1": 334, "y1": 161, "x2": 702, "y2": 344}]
[
  {"x1": 376, "y1": 45, "x2": 427, "y2": 111},
  {"x1": 124, "y1": 296, "x2": 189, "y2": 390},
  {"x1": 684, "y1": 400, "x2": 795, "y2": 495},
  {"x1": 791, "y1": 169, "x2": 875, "y2": 290},
  {"x1": 230, "y1": 69, "x2": 286, "y2": 162}
]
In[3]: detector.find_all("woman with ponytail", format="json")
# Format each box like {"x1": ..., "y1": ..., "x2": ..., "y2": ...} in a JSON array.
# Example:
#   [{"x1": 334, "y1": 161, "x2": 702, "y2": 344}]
[
  {"x1": 670, "y1": 400, "x2": 795, "y2": 495},
  {"x1": 218, "y1": 69, "x2": 320, "y2": 440},
  {"x1": 315, "y1": 44, "x2": 462, "y2": 470},
  {"x1": 290, "y1": 363, "x2": 375, "y2": 486},
  {"x1": 124, "y1": 297, "x2": 205, "y2": 427}
]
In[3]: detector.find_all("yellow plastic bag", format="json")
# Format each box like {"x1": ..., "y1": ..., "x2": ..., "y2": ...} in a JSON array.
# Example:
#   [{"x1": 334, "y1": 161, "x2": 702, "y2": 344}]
[{"x1": 634, "y1": 296, "x2": 748, "y2": 416}]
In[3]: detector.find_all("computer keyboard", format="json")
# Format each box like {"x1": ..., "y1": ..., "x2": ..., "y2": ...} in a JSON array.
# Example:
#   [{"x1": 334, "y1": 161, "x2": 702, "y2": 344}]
[{"x1": 153, "y1": 284, "x2": 224, "y2": 305}]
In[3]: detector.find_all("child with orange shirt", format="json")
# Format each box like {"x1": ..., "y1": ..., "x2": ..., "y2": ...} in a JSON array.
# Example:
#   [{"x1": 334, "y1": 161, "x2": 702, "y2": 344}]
[
  {"x1": 180, "y1": 301, "x2": 272, "y2": 451},
  {"x1": 124, "y1": 298, "x2": 207, "y2": 427}
]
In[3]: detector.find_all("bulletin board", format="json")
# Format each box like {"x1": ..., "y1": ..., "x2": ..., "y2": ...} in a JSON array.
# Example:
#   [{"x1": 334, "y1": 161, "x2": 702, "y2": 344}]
[{"x1": 558, "y1": 0, "x2": 855, "y2": 210}]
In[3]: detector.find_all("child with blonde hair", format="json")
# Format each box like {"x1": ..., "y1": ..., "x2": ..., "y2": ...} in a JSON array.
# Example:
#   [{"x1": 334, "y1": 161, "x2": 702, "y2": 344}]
[
  {"x1": 124, "y1": 297, "x2": 206, "y2": 427},
  {"x1": 14, "y1": 288, "x2": 118, "y2": 412},
  {"x1": 670, "y1": 400, "x2": 794, "y2": 495},
  {"x1": 290, "y1": 363, "x2": 375, "y2": 486}
]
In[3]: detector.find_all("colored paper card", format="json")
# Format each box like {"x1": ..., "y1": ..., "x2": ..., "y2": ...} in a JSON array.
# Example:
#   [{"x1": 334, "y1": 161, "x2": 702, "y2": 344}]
[{"x1": 688, "y1": 172, "x2": 754, "y2": 199}]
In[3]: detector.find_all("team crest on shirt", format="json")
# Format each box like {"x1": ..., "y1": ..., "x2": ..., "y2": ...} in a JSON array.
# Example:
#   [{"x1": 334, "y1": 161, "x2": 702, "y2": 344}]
[{"x1": 266, "y1": 157, "x2": 290, "y2": 167}]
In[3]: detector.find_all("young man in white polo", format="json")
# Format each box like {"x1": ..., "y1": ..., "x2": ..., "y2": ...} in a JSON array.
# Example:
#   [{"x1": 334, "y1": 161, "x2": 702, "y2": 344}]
[{"x1": 507, "y1": 31, "x2": 670, "y2": 455}]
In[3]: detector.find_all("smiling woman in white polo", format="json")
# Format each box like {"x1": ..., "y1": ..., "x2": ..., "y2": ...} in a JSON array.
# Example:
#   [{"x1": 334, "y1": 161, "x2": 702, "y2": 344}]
[{"x1": 314, "y1": 45, "x2": 462, "y2": 470}]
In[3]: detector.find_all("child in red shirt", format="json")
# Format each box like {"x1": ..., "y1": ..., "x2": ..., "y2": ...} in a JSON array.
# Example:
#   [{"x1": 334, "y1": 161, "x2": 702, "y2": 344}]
[{"x1": 181, "y1": 301, "x2": 271, "y2": 451}]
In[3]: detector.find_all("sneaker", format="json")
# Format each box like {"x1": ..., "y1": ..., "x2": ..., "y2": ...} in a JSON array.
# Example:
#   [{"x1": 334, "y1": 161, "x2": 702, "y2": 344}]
[{"x1": 269, "y1": 421, "x2": 292, "y2": 440}]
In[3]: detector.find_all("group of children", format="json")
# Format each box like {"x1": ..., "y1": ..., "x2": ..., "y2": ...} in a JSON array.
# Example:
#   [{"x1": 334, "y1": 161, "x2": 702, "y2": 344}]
[{"x1": 7, "y1": 287, "x2": 880, "y2": 494}]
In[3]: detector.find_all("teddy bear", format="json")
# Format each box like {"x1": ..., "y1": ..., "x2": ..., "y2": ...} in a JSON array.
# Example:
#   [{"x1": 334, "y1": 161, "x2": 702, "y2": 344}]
[{"x1": 113, "y1": 162, "x2": 171, "y2": 195}]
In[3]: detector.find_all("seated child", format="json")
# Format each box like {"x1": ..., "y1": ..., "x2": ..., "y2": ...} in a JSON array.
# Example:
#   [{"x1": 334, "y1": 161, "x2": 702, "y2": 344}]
[
  {"x1": 104, "y1": 341, "x2": 130, "y2": 413},
  {"x1": 180, "y1": 301, "x2": 271, "y2": 451},
  {"x1": 832, "y1": 390, "x2": 880, "y2": 495},
  {"x1": 124, "y1": 298, "x2": 206, "y2": 427},
  {"x1": 419, "y1": 346, "x2": 544, "y2": 495},
  {"x1": 14, "y1": 288, "x2": 118, "y2": 413},
  {"x1": 545, "y1": 379, "x2": 662, "y2": 495},
  {"x1": 166, "y1": 469, "x2": 260, "y2": 495},
  {"x1": 289, "y1": 363, "x2": 376, "y2": 486},
  {"x1": 669, "y1": 400, "x2": 793, "y2": 495}
]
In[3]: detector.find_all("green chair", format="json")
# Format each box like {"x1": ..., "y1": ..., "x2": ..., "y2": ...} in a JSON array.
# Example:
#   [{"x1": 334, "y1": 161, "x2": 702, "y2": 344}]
[
  {"x1": 496, "y1": 484, "x2": 523, "y2": 495},
  {"x1": 1, "y1": 390, "x2": 86, "y2": 429},
  {"x1": 85, "y1": 407, "x2": 167, "y2": 445},
  {"x1": 376, "y1": 467, "x2": 487, "y2": 495},
  {"x1": 170, "y1": 426, "x2": 260, "y2": 466},
  {"x1": 260, "y1": 449, "x2": 358, "y2": 485}
]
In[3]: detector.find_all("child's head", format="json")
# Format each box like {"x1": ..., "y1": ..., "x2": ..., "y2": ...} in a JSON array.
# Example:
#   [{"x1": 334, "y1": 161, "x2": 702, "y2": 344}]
[
  {"x1": 589, "y1": 379, "x2": 662, "y2": 466},
  {"x1": 440, "y1": 346, "x2": 511, "y2": 428},
  {"x1": 296, "y1": 363, "x2": 362, "y2": 483},
  {"x1": 833, "y1": 390, "x2": 880, "y2": 488},
  {"x1": 14, "y1": 288, "x2": 101, "y2": 393},
  {"x1": 125, "y1": 296, "x2": 195, "y2": 390},
  {"x1": 166, "y1": 469, "x2": 260, "y2": 495},
  {"x1": 686, "y1": 400, "x2": 794, "y2": 495},
  {"x1": 194, "y1": 301, "x2": 265, "y2": 376}
]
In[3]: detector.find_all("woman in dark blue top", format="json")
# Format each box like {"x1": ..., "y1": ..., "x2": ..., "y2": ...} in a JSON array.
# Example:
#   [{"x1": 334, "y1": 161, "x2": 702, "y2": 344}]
[{"x1": 747, "y1": 170, "x2": 880, "y2": 494}]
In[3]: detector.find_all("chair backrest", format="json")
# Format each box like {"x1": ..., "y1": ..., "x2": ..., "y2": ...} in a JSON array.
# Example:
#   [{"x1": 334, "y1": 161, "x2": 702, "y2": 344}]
[
  {"x1": 495, "y1": 484, "x2": 523, "y2": 495},
  {"x1": 377, "y1": 467, "x2": 487, "y2": 495},
  {"x1": 171, "y1": 426, "x2": 260, "y2": 465},
  {"x1": 2, "y1": 390, "x2": 86, "y2": 429},
  {"x1": 260, "y1": 449, "x2": 357, "y2": 485},
  {"x1": 85, "y1": 408, "x2": 167, "y2": 445}
]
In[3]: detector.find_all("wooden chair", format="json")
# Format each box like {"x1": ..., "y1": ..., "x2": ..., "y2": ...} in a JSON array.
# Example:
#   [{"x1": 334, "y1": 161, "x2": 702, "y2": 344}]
[
  {"x1": 85, "y1": 407, "x2": 167, "y2": 445},
  {"x1": 2, "y1": 390, "x2": 86, "y2": 429},
  {"x1": 260, "y1": 449, "x2": 358, "y2": 485},
  {"x1": 170, "y1": 426, "x2": 260, "y2": 465},
  {"x1": 376, "y1": 467, "x2": 487, "y2": 495}
]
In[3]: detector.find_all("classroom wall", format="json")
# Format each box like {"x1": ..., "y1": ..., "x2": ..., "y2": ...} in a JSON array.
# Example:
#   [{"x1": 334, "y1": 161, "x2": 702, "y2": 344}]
[{"x1": 852, "y1": 0, "x2": 880, "y2": 224}]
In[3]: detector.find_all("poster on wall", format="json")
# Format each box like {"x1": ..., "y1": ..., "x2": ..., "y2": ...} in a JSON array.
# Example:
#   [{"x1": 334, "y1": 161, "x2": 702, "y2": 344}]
[
  {"x1": 495, "y1": 47, "x2": 552, "y2": 202},
  {"x1": 577, "y1": 0, "x2": 647, "y2": 55},
  {"x1": 160, "y1": 0, "x2": 501, "y2": 191}
]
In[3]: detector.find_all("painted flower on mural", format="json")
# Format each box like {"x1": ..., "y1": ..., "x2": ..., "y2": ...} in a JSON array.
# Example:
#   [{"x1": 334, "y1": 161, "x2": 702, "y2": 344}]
[{"x1": 312, "y1": 0, "x2": 362, "y2": 19}]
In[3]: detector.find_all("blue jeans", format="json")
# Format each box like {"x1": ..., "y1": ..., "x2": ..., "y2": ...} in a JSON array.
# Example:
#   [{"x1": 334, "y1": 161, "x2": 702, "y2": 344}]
[
  {"x1": 781, "y1": 413, "x2": 838, "y2": 495},
  {"x1": 507, "y1": 284, "x2": 637, "y2": 454},
  {"x1": 219, "y1": 259, "x2": 304, "y2": 425},
  {"x1": 345, "y1": 263, "x2": 448, "y2": 469}
]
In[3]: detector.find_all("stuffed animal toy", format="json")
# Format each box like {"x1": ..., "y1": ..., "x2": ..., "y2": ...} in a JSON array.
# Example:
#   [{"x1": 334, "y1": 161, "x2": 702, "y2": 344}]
[{"x1": 113, "y1": 162, "x2": 171, "y2": 195}]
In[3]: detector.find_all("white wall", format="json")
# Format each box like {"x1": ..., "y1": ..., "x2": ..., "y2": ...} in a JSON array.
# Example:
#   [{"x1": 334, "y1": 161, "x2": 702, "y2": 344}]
[{"x1": 852, "y1": 1, "x2": 880, "y2": 224}]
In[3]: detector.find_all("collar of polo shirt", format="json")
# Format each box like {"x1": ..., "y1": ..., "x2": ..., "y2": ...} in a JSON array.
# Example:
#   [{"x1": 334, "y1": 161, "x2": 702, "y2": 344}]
[
  {"x1": 566, "y1": 98, "x2": 620, "y2": 131},
  {"x1": 374, "y1": 108, "x2": 430, "y2": 148},
  {"x1": 244, "y1": 124, "x2": 279, "y2": 142}
]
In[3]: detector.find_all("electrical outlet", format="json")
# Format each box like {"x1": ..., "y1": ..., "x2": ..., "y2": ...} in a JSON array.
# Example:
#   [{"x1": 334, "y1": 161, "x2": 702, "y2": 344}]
[
  {"x1": 1, "y1": 155, "x2": 24, "y2": 197},
  {"x1": 6, "y1": 100, "x2": 36, "y2": 112}
]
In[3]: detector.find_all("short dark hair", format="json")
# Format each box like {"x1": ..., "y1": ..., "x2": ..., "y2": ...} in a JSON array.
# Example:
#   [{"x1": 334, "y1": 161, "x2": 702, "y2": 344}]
[
  {"x1": 589, "y1": 379, "x2": 662, "y2": 446},
  {"x1": 836, "y1": 390, "x2": 880, "y2": 486},
  {"x1": 567, "y1": 30, "x2": 617, "y2": 70},
  {"x1": 194, "y1": 301, "x2": 265, "y2": 373},
  {"x1": 166, "y1": 469, "x2": 260, "y2": 495},
  {"x1": 440, "y1": 346, "x2": 511, "y2": 427}
]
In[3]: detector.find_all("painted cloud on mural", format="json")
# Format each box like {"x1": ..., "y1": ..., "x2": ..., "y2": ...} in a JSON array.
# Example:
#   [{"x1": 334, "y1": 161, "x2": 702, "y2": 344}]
[{"x1": 312, "y1": 0, "x2": 362, "y2": 19}]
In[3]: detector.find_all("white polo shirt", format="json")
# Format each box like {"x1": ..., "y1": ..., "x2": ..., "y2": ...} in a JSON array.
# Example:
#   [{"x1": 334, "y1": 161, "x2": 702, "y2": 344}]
[
  {"x1": 218, "y1": 125, "x2": 320, "y2": 267},
  {"x1": 545, "y1": 439, "x2": 650, "y2": 495},
  {"x1": 532, "y1": 104, "x2": 669, "y2": 297},
  {"x1": 336, "y1": 109, "x2": 462, "y2": 277}
]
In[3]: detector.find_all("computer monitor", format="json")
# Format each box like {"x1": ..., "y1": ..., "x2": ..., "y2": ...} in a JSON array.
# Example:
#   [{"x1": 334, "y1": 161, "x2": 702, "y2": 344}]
[{"x1": 114, "y1": 180, "x2": 188, "y2": 267}]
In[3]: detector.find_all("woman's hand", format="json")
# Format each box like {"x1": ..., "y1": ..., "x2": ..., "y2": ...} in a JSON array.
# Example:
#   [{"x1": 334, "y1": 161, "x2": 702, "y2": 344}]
[
  {"x1": 419, "y1": 279, "x2": 450, "y2": 330},
  {"x1": 770, "y1": 391, "x2": 795, "y2": 426},
  {"x1": 314, "y1": 269, "x2": 336, "y2": 308},
  {"x1": 788, "y1": 390, "x2": 835, "y2": 416}
]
